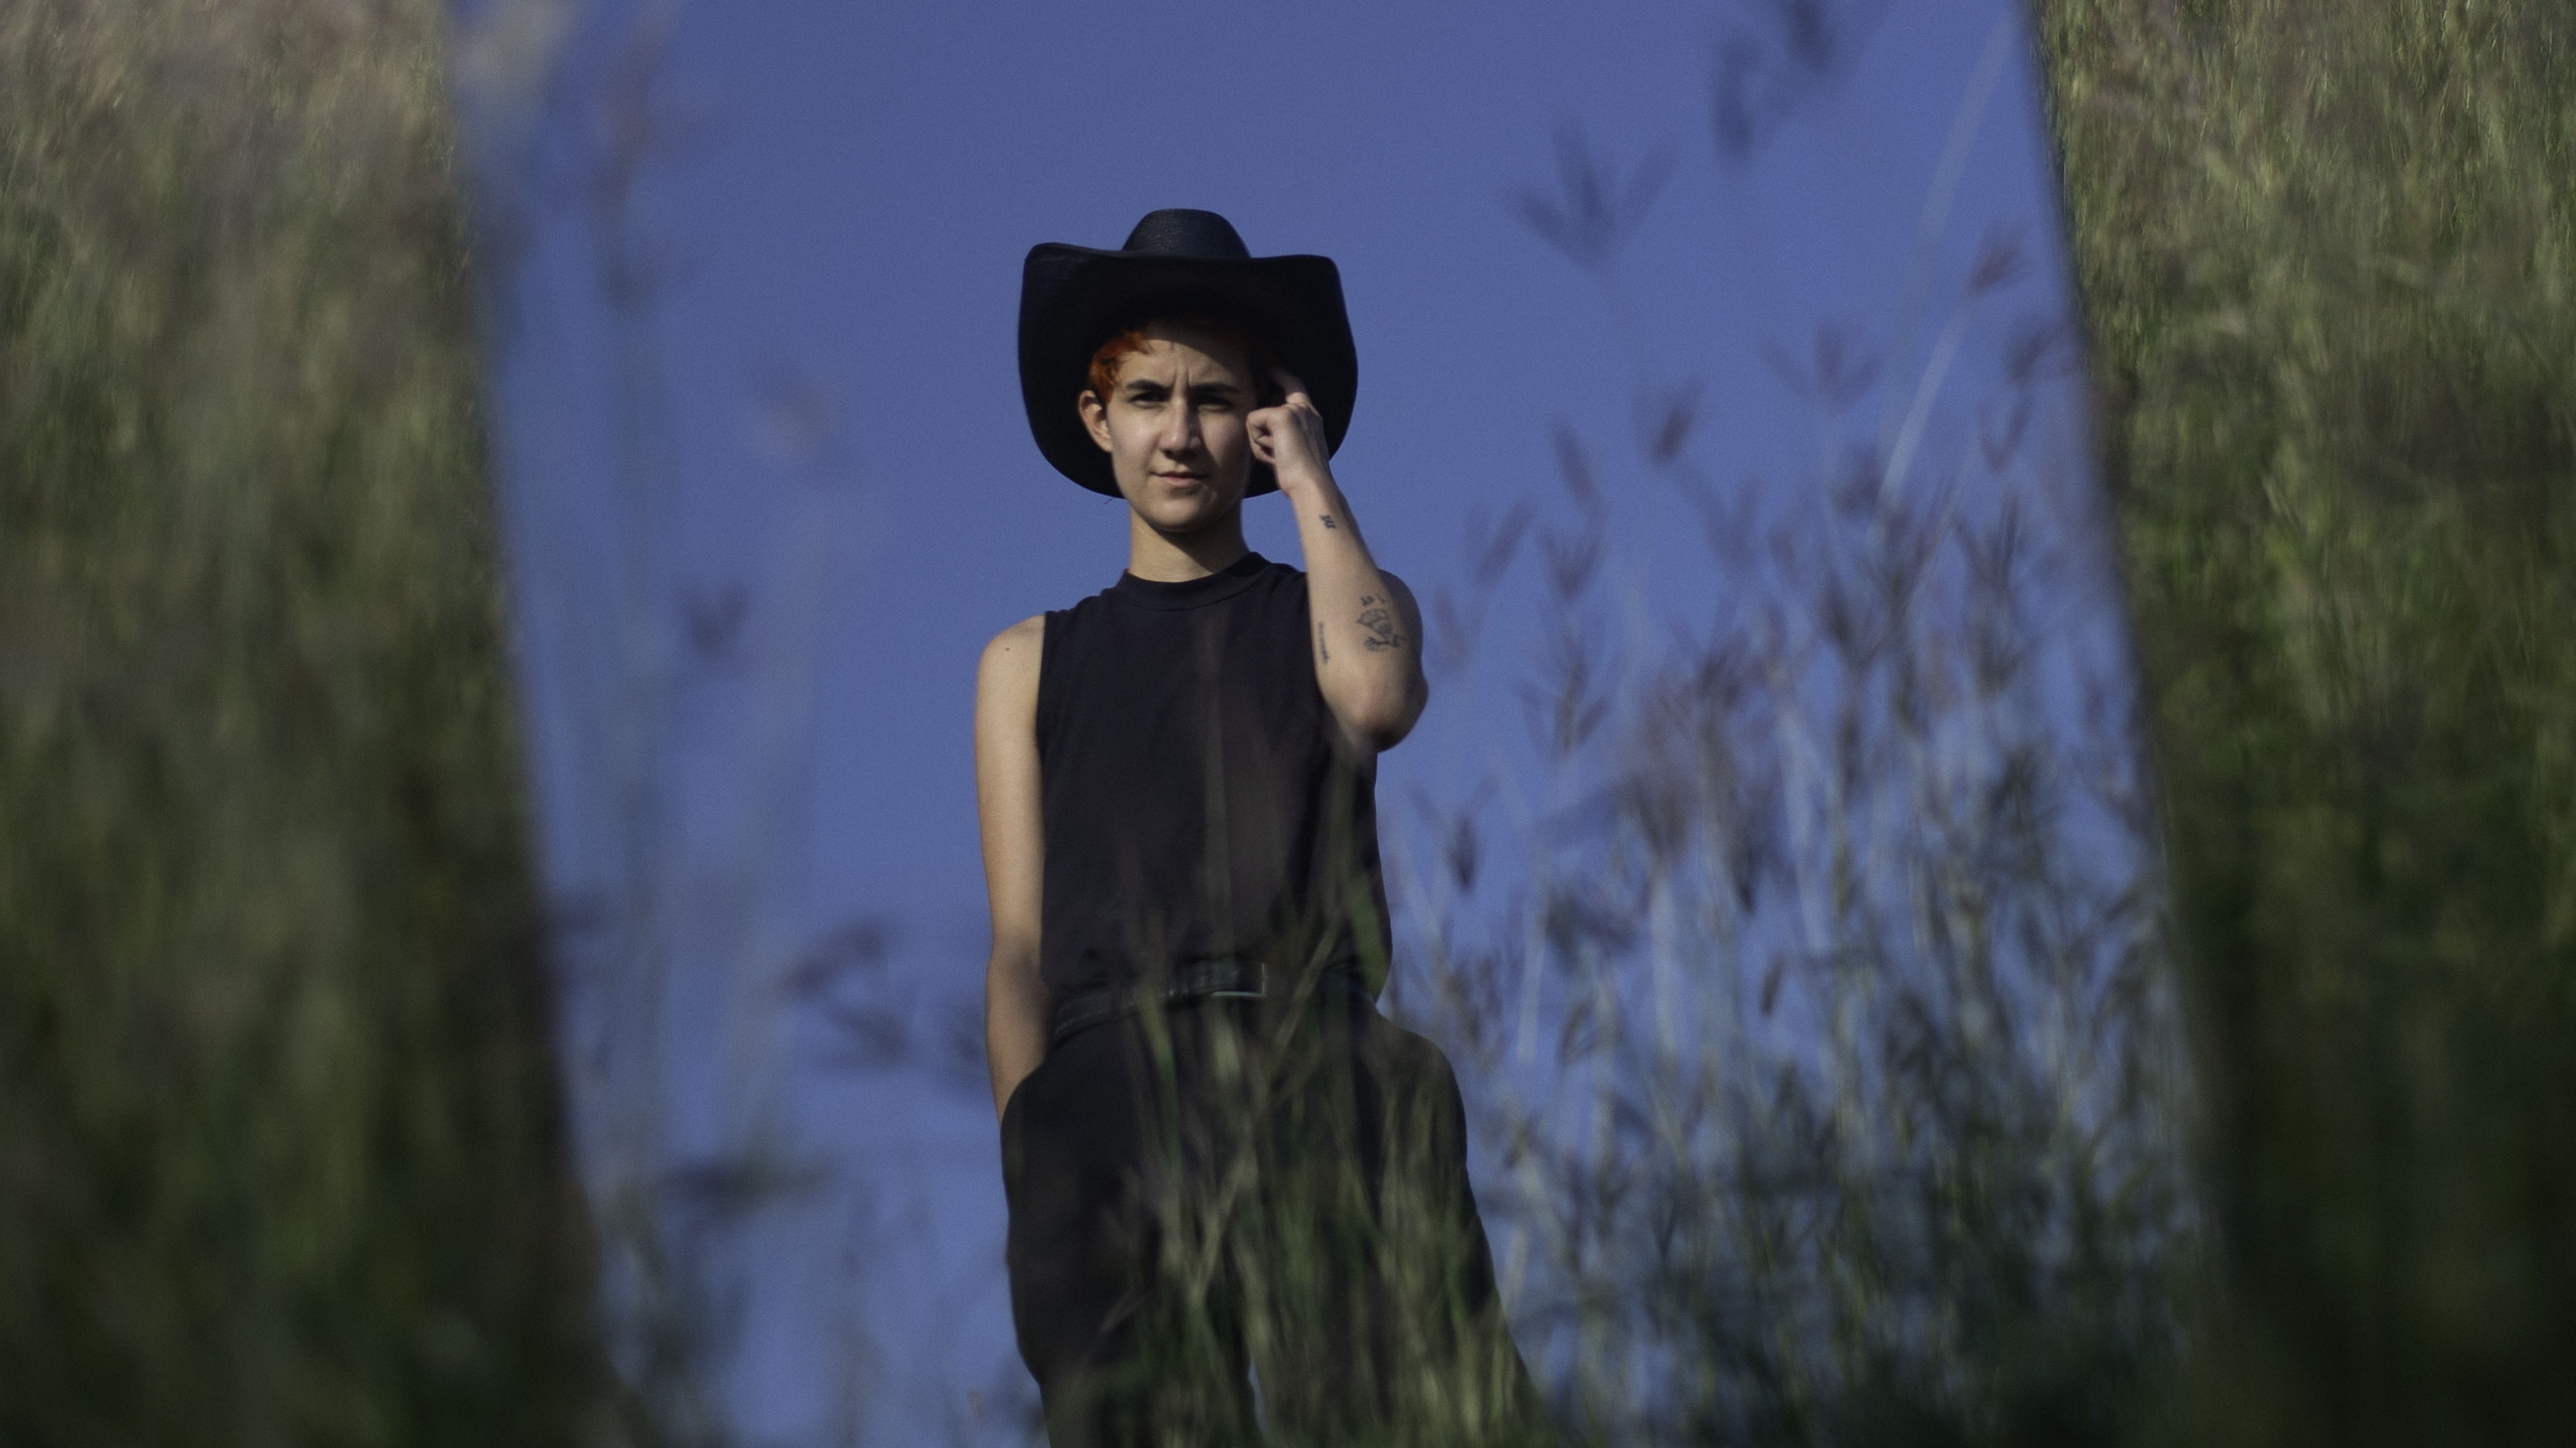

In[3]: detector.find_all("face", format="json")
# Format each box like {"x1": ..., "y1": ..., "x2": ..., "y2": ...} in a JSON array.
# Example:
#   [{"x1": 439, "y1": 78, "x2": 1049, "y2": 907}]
[{"x1": 1078, "y1": 322, "x2": 1258, "y2": 533}]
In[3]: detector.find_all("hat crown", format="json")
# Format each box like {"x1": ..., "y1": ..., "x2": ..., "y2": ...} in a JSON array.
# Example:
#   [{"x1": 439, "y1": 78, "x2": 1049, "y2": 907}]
[{"x1": 1119, "y1": 209, "x2": 1251, "y2": 260}]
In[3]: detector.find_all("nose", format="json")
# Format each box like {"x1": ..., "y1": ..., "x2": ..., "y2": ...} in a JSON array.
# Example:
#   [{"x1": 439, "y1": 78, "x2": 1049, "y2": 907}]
[{"x1": 1156, "y1": 395, "x2": 1201, "y2": 456}]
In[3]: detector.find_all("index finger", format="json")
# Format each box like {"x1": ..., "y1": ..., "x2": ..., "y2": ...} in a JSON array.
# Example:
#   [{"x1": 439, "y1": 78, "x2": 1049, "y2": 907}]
[{"x1": 1269, "y1": 366, "x2": 1311, "y2": 403}]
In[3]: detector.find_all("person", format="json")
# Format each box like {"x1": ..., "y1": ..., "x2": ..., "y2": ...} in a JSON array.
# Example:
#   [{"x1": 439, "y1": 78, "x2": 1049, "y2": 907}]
[{"x1": 975, "y1": 209, "x2": 1553, "y2": 1446}]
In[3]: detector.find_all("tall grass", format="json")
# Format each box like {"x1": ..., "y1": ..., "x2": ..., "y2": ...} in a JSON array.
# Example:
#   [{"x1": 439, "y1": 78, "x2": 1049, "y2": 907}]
[
  {"x1": 1391, "y1": 250, "x2": 2194, "y2": 1448},
  {"x1": 17, "y1": 0, "x2": 2563, "y2": 1441},
  {"x1": 0, "y1": 2, "x2": 608, "y2": 1442},
  {"x1": 451, "y1": 4, "x2": 886, "y2": 1436},
  {"x1": 2036, "y1": 1, "x2": 2576, "y2": 1441}
]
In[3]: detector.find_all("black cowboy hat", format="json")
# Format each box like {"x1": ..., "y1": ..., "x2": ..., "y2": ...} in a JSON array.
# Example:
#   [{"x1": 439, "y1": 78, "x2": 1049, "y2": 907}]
[{"x1": 1018, "y1": 208, "x2": 1357, "y2": 497}]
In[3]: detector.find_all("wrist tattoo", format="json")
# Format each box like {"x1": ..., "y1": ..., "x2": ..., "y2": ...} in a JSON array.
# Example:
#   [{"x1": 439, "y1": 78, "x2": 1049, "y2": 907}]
[
  {"x1": 1357, "y1": 594, "x2": 1405, "y2": 652},
  {"x1": 1320, "y1": 514, "x2": 1338, "y2": 530},
  {"x1": 1317, "y1": 621, "x2": 1330, "y2": 662}
]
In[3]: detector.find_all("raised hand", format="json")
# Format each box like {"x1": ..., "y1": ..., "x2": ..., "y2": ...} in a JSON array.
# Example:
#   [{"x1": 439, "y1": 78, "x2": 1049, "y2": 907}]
[{"x1": 1247, "y1": 367, "x2": 1333, "y2": 493}]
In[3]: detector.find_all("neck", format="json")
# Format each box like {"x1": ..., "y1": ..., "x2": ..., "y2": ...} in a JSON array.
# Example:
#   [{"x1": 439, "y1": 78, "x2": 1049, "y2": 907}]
[{"x1": 1125, "y1": 507, "x2": 1250, "y2": 582}]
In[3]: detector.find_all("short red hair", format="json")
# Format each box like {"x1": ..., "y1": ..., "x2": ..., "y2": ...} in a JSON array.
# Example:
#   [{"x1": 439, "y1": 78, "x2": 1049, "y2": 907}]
[{"x1": 1084, "y1": 313, "x2": 1277, "y2": 403}]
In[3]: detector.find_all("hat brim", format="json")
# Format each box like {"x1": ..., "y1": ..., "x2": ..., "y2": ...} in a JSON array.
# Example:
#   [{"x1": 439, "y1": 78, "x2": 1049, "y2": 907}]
[{"x1": 1018, "y1": 244, "x2": 1357, "y2": 497}]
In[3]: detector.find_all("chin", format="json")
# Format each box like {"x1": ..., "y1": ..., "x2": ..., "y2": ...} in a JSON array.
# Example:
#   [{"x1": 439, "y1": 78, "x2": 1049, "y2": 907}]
[{"x1": 1145, "y1": 504, "x2": 1225, "y2": 535}]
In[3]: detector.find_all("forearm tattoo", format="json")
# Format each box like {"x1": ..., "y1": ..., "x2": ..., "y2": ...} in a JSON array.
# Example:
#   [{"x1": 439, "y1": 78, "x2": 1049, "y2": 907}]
[
  {"x1": 1319, "y1": 514, "x2": 1338, "y2": 529},
  {"x1": 1357, "y1": 593, "x2": 1405, "y2": 652},
  {"x1": 1317, "y1": 621, "x2": 1330, "y2": 662}
]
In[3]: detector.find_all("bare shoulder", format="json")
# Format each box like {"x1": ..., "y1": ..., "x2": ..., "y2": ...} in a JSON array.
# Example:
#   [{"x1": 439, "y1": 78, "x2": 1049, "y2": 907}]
[
  {"x1": 979, "y1": 615, "x2": 1045, "y2": 685},
  {"x1": 978, "y1": 616, "x2": 1045, "y2": 724}
]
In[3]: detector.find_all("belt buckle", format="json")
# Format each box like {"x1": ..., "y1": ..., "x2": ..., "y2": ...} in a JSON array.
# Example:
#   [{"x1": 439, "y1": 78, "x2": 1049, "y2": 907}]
[{"x1": 1205, "y1": 958, "x2": 1266, "y2": 1002}]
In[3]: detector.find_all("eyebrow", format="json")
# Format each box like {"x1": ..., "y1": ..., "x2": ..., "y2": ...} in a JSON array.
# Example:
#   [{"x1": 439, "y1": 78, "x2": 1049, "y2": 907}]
[{"x1": 1122, "y1": 378, "x2": 1245, "y2": 397}]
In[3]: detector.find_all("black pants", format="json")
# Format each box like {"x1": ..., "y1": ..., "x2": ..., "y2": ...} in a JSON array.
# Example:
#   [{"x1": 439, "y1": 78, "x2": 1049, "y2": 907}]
[{"x1": 1001, "y1": 992, "x2": 1555, "y2": 1447}]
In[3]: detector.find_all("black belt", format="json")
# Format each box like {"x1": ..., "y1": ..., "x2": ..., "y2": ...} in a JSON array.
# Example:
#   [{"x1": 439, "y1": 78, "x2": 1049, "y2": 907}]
[{"x1": 1048, "y1": 957, "x2": 1374, "y2": 1046}]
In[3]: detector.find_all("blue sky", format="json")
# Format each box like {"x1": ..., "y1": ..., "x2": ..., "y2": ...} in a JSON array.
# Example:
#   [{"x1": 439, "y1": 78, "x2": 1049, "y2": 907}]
[{"x1": 453, "y1": 0, "x2": 2111, "y2": 1440}]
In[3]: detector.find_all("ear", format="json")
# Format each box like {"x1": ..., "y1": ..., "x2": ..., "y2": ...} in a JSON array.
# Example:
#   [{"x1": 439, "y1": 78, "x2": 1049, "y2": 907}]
[{"x1": 1077, "y1": 389, "x2": 1112, "y2": 452}]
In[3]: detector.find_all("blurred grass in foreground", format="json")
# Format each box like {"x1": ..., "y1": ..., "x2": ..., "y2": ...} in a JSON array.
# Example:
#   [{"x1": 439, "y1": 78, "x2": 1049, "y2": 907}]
[
  {"x1": 1355, "y1": 16, "x2": 2204, "y2": 1439},
  {"x1": 2038, "y1": 1, "x2": 2576, "y2": 1442},
  {"x1": 0, "y1": 2, "x2": 609, "y2": 1443}
]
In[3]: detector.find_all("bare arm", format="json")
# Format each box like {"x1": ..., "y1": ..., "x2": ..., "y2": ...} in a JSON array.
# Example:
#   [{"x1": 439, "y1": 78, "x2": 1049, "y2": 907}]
[
  {"x1": 976, "y1": 615, "x2": 1049, "y2": 1121},
  {"x1": 1250, "y1": 369, "x2": 1430, "y2": 753}
]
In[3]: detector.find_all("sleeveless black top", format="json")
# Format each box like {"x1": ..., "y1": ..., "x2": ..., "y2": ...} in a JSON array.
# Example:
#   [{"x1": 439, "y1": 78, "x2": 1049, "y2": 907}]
[{"x1": 1036, "y1": 551, "x2": 1388, "y2": 1002}]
